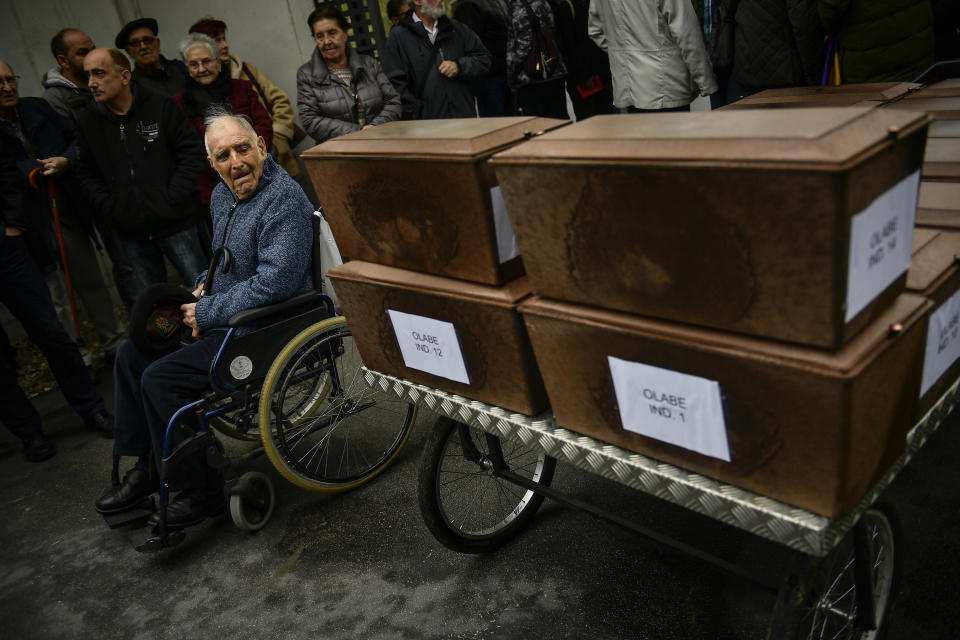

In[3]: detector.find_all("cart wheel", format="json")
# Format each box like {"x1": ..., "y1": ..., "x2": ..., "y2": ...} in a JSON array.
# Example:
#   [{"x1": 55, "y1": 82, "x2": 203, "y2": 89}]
[
  {"x1": 767, "y1": 504, "x2": 902, "y2": 640},
  {"x1": 229, "y1": 471, "x2": 275, "y2": 532},
  {"x1": 418, "y1": 416, "x2": 556, "y2": 553}
]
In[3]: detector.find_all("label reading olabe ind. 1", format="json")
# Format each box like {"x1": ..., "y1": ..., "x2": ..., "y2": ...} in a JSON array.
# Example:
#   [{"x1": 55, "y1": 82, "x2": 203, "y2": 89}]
[
  {"x1": 921, "y1": 289, "x2": 960, "y2": 397},
  {"x1": 846, "y1": 169, "x2": 920, "y2": 323},
  {"x1": 607, "y1": 356, "x2": 730, "y2": 462},
  {"x1": 490, "y1": 186, "x2": 520, "y2": 264},
  {"x1": 387, "y1": 310, "x2": 470, "y2": 385}
]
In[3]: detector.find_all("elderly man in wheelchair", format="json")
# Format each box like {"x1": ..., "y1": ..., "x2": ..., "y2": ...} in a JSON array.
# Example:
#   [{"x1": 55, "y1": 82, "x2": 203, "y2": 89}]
[{"x1": 95, "y1": 108, "x2": 416, "y2": 550}]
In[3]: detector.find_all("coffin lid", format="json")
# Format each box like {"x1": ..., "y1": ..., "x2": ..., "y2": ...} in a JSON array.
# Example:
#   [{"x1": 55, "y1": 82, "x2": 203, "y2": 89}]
[
  {"x1": 925, "y1": 137, "x2": 960, "y2": 163},
  {"x1": 491, "y1": 108, "x2": 929, "y2": 169},
  {"x1": 723, "y1": 82, "x2": 920, "y2": 108},
  {"x1": 919, "y1": 181, "x2": 960, "y2": 211},
  {"x1": 301, "y1": 117, "x2": 568, "y2": 160},
  {"x1": 907, "y1": 229, "x2": 960, "y2": 292},
  {"x1": 519, "y1": 294, "x2": 931, "y2": 377},
  {"x1": 328, "y1": 260, "x2": 531, "y2": 307}
]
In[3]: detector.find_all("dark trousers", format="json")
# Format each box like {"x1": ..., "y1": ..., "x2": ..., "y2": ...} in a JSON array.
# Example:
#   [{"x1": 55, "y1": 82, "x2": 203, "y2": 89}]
[
  {"x1": 113, "y1": 332, "x2": 226, "y2": 491},
  {"x1": 627, "y1": 104, "x2": 691, "y2": 113},
  {"x1": 0, "y1": 234, "x2": 103, "y2": 439},
  {"x1": 473, "y1": 74, "x2": 514, "y2": 117},
  {"x1": 517, "y1": 78, "x2": 569, "y2": 119}
]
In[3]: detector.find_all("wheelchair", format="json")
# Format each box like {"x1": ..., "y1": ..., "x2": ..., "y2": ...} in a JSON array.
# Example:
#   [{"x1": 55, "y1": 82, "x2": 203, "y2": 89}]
[{"x1": 105, "y1": 212, "x2": 418, "y2": 552}]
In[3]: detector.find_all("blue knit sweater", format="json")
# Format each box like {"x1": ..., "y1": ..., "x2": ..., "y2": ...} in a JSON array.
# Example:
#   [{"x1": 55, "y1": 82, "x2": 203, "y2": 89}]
[{"x1": 194, "y1": 155, "x2": 314, "y2": 331}]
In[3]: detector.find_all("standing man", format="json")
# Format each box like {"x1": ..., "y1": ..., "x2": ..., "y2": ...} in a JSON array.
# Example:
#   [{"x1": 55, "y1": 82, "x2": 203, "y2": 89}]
[
  {"x1": 75, "y1": 49, "x2": 207, "y2": 303},
  {"x1": 454, "y1": 0, "x2": 512, "y2": 116},
  {"x1": 42, "y1": 29, "x2": 96, "y2": 121},
  {"x1": 115, "y1": 18, "x2": 188, "y2": 97},
  {"x1": 383, "y1": 0, "x2": 491, "y2": 120}
]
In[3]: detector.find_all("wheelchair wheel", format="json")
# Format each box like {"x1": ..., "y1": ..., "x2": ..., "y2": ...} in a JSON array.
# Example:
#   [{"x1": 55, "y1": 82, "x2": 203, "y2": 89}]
[
  {"x1": 418, "y1": 416, "x2": 556, "y2": 553},
  {"x1": 259, "y1": 316, "x2": 417, "y2": 492},
  {"x1": 210, "y1": 412, "x2": 260, "y2": 442},
  {"x1": 229, "y1": 471, "x2": 275, "y2": 532}
]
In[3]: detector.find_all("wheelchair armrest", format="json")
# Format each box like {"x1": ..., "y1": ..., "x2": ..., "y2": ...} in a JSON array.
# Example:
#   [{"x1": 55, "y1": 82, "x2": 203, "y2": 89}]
[{"x1": 227, "y1": 291, "x2": 320, "y2": 328}]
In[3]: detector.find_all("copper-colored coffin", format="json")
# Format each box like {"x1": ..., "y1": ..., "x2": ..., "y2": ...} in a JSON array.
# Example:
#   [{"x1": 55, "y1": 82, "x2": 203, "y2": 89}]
[
  {"x1": 916, "y1": 181, "x2": 960, "y2": 229},
  {"x1": 721, "y1": 82, "x2": 919, "y2": 110}
]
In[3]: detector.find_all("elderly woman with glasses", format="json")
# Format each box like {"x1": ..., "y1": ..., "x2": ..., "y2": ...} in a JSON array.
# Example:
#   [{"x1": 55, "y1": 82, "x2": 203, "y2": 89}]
[
  {"x1": 173, "y1": 33, "x2": 273, "y2": 207},
  {"x1": 297, "y1": 4, "x2": 401, "y2": 144}
]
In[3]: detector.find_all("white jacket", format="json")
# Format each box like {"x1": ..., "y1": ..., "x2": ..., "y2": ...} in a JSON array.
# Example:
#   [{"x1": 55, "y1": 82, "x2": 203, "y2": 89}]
[{"x1": 588, "y1": 0, "x2": 718, "y2": 110}]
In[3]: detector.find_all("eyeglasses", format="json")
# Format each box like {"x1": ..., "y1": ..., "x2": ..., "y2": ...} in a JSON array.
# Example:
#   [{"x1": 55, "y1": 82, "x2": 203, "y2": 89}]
[
  {"x1": 127, "y1": 35, "x2": 156, "y2": 48},
  {"x1": 0, "y1": 75, "x2": 20, "y2": 88},
  {"x1": 186, "y1": 58, "x2": 218, "y2": 71}
]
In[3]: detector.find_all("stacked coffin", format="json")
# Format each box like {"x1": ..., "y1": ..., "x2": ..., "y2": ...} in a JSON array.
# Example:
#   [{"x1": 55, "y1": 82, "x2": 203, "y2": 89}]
[
  {"x1": 719, "y1": 82, "x2": 920, "y2": 111},
  {"x1": 490, "y1": 107, "x2": 940, "y2": 517},
  {"x1": 301, "y1": 117, "x2": 567, "y2": 415}
]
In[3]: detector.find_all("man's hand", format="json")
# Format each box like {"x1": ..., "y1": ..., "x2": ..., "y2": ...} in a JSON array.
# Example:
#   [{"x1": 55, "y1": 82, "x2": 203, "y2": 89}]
[
  {"x1": 438, "y1": 60, "x2": 459, "y2": 78},
  {"x1": 181, "y1": 302, "x2": 200, "y2": 339},
  {"x1": 40, "y1": 157, "x2": 69, "y2": 176}
]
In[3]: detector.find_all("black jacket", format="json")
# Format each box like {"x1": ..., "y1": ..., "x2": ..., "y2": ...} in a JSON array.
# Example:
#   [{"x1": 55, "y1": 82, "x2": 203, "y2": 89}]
[
  {"x1": 733, "y1": 0, "x2": 825, "y2": 89},
  {"x1": 75, "y1": 85, "x2": 206, "y2": 240},
  {"x1": 454, "y1": 0, "x2": 509, "y2": 75},
  {"x1": 383, "y1": 13, "x2": 491, "y2": 120}
]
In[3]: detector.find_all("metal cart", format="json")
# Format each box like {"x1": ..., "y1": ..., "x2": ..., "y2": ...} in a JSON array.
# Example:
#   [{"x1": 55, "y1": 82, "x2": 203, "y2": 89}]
[{"x1": 362, "y1": 367, "x2": 960, "y2": 640}]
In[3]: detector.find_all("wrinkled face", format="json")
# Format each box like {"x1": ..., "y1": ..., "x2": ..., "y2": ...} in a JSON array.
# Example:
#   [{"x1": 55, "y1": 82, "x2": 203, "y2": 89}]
[
  {"x1": 84, "y1": 50, "x2": 130, "y2": 104},
  {"x1": 0, "y1": 62, "x2": 18, "y2": 111},
  {"x1": 60, "y1": 30, "x2": 95, "y2": 80},
  {"x1": 207, "y1": 119, "x2": 268, "y2": 200},
  {"x1": 417, "y1": 0, "x2": 445, "y2": 19},
  {"x1": 212, "y1": 32, "x2": 230, "y2": 62},
  {"x1": 125, "y1": 26, "x2": 160, "y2": 67},
  {"x1": 312, "y1": 18, "x2": 348, "y2": 64},
  {"x1": 185, "y1": 44, "x2": 221, "y2": 85}
]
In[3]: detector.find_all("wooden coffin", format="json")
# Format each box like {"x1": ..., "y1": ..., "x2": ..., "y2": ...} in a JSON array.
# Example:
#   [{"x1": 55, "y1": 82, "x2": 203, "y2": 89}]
[
  {"x1": 916, "y1": 181, "x2": 960, "y2": 229},
  {"x1": 520, "y1": 294, "x2": 930, "y2": 517},
  {"x1": 301, "y1": 117, "x2": 567, "y2": 285},
  {"x1": 721, "y1": 82, "x2": 919, "y2": 110},
  {"x1": 328, "y1": 260, "x2": 548, "y2": 415},
  {"x1": 886, "y1": 95, "x2": 960, "y2": 121},
  {"x1": 493, "y1": 108, "x2": 929, "y2": 348},
  {"x1": 908, "y1": 228, "x2": 960, "y2": 418},
  {"x1": 923, "y1": 136, "x2": 960, "y2": 180}
]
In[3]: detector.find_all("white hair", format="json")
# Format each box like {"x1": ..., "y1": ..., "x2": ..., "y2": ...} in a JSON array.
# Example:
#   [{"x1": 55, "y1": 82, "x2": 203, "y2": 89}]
[
  {"x1": 178, "y1": 32, "x2": 218, "y2": 62},
  {"x1": 203, "y1": 106, "x2": 258, "y2": 156}
]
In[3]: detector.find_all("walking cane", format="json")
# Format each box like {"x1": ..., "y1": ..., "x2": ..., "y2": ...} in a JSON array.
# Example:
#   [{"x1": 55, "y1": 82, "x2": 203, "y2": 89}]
[{"x1": 29, "y1": 167, "x2": 82, "y2": 338}]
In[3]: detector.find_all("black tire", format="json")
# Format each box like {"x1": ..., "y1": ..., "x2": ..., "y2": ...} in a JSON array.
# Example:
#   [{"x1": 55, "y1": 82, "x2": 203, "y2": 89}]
[
  {"x1": 418, "y1": 416, "x2": 556, "y2": 553},
  {"x1": 767, "y1": 504, "x2": 903, "y2": 640},
  {"x1": 229, "y1": 471, "x2": 275, "y2": 532}
]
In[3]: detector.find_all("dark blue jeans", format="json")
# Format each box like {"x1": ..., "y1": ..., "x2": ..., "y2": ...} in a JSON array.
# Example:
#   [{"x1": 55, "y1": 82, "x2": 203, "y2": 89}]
[
  {"x1": 113, "y1": 332, "x2": 226, "y2": 491},
  {"x1": 121, "y1": 227, "x2": 207, "y2": 303},
  {"x1": 0, "y1": 234, "x2": 104, "y2": 439}
]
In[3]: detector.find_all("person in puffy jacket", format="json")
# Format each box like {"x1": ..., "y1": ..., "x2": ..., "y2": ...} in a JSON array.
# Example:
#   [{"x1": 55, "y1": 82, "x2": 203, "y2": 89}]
[
  {"x1": 297, "y1": 5, "x2": 401, "y2": 142},
  {"x1": 818, "y1": 0, "x2": 934, "y2": 83}
]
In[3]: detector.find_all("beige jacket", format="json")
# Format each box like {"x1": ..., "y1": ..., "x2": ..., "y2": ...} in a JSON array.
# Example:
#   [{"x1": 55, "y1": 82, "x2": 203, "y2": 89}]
[
  {"x1": 229, "y1": 54, "x2": 299, "y2": 175},
  {"x1": 588, "y1": 0, "x2": 717, "y2": 110}
]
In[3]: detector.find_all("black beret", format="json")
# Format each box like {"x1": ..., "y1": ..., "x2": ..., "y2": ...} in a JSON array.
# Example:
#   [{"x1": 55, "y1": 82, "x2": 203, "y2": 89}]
[
  {"x1": 128, "y1": 283, "x2": 197, "y2": 359},
  {"x1": 115, "y1": 17, "x2": 159, "y2": 49}
]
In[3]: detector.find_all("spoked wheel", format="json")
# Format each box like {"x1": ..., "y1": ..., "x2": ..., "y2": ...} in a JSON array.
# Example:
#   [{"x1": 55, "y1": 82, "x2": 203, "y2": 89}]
[
  {"x1": 259, "y1": 316, "x2": 417, "y2": 492},
  {"x1": 418, "y1": 416, "x2": 556, "y2": 553},
  {"x1": 767, "y1": 505, "x2": 902, "y2": 640},
  {"x1": 229, "y1": 471, "x2": 275, "y2": 532},
  {"x1": 210, "y1": 409, "x2": 260, "y2": 442}
]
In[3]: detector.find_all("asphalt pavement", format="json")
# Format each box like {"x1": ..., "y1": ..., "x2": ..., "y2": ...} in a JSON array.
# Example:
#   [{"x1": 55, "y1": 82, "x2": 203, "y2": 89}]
[{"x1": 1, "y1": 365, "x2": 959, "y2": 639}]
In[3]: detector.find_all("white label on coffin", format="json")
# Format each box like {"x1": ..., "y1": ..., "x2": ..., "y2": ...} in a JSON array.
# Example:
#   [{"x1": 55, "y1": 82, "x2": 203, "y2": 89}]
[
  {"x1": 388, "y1": 310, "x2": 470, "y2": 384},
  {"x1": 921, "y1": 289, "x2": 960, "y2": 397},
  {"x1": 845, "y1": 170, "x2": 920, "y2": 322},
  {"x1": 607, "y1": 356, "x2": 730, "y2": 462},
  {"x1": 490, "y1": 186, "x2": 520, "y2": 264}
]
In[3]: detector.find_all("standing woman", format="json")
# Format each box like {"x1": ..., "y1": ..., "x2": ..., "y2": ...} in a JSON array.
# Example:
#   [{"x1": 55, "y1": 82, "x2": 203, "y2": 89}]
[
  {"x1": 297, "y1": 5, "x2": 401, "y2": 144},
  {"x1": 506, "y1": 0, "x2": 568, "y2": 118},
  {"x1": 173, "y1": 33, "x2": 273, "y2": 207}
]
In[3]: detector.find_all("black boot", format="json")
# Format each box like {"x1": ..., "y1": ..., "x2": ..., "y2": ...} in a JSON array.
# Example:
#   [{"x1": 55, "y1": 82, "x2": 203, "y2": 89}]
[
  {"x1": 22, "y1": 433, "x2": 56, "y2": 462},
  {"x1": 95, "y1": 467, "x2": 154, "y2": 514},
  {"x1": 148, "y1": 487, "x2": 226, "y2": 529}
]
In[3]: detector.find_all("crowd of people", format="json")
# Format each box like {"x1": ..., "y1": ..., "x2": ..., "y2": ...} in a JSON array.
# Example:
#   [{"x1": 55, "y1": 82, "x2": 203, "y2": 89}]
[{"x1": 0, "y1": 0, "x2": 957, "y2": 524}]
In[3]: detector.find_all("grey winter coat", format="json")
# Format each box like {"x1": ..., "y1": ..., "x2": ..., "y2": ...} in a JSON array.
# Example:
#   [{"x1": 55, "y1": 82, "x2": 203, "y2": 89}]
[
  {"x1": 296, "y1": 47, "x2": 402, "y2": 144},
  {"x1": 41, "y1": 68, "x2": 92, "y2": 123},
  {"x1": 383, "y1": 13, "x2": 491, "y2": 120}
]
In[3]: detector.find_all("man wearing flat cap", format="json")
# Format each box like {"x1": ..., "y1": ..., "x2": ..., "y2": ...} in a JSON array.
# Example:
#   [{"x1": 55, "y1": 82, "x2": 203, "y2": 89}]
[{"x1": 116, "y1": 18, "x2": 187, "y2": 97}]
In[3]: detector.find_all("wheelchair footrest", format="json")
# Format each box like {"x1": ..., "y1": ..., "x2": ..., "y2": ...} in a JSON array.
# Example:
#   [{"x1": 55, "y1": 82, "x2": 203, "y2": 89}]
[
  {"x1": 101, "y1": 497, "x2": 156, "y2": 530},
  {"x1": 128, "y1": 525, "x2": 185, "y2": 553}
]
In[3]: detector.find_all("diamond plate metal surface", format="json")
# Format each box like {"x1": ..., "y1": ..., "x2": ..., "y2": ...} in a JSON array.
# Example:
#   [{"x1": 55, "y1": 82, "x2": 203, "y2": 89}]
[{"x1": 363, "y1": 368, "x2": 959, "y2": 557}]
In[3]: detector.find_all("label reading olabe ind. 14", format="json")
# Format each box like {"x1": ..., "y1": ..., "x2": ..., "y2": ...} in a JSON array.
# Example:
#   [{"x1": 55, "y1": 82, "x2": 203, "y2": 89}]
[
  {"x1": 921, "y1": 289, "x2": 960, "y2": 397},
  {"x1": 846, "y1": 169, "x2": 920, "y2": 323},
  {"x1": 490, "y1": 186, "x2": 520, "y2": 264},
  {"x1": 387, "y1": 310, "x2": 470, "y2": 385},
  {"x1": 607, "y1": 356, "x2": 730, "y2": 462}
]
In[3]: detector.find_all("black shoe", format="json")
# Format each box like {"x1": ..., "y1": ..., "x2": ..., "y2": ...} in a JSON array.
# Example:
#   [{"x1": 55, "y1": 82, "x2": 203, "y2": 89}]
[
  {"x1": 95, "y1": 467, "x2": 155, "y2": 514},
  {"x1": 84, "y1": 409, "x2": 114, "y2": 439},
  {"x1": 22, "y1": 433, "x2": 56, "y2": 462},
  {"x1": 148, "y1": 488, "x2": 226, "y2": 529}
]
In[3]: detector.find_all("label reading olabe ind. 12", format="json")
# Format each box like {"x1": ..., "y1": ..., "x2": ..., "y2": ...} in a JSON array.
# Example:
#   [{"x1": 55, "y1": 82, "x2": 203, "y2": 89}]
[
  {"x1": 921, "y1": 289, "x2": 960, "y2": 397},
  {"x1": 607, "y1": 356, "x2": 730, "y2": 462},
  {"x1": 387, "y1": 310, "x2": 470, "y2": 385},
  {"x1": 846, "y1": 169, "x2": 920, "y2": 323},
  {"x1": 490, "y1": 186, "x2": 520, "y2": 264}
]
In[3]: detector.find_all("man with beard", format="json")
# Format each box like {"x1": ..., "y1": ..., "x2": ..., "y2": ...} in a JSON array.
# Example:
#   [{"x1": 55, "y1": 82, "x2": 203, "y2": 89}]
[
  {"x1": 42, "y1": 29, "x2": 96, "y2": 123},
  {"x1": 383, "y1": 0, "x2": 491, "y2": 119},
  {"x1": 116, "y1": 18, "x2": 188, "y2": 97}
]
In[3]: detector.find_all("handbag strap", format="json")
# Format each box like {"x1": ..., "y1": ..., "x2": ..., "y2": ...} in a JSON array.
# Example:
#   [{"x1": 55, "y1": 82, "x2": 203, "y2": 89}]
[
  {"x1": 241, "y1": 62, "x2": 273, "y2": 117},
  {"x1": 518, "y1": 0, "x2": 542, "y2": 30}
]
